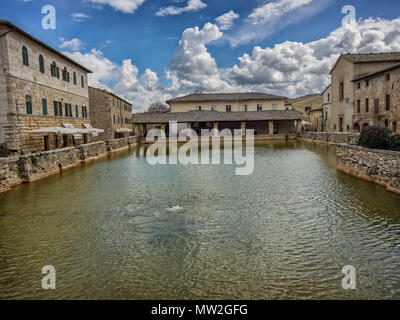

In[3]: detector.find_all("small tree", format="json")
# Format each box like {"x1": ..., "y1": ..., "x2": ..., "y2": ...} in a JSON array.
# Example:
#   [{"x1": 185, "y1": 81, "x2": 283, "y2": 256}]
[
  {"x1": 358, "y1": 125, "x2": 391, "y2": 149},
  {"x1": 389, "y1": 133, "x2": 400, "y2": 151},
  {"x1": 147, "y1": 102, "x2": 169, "y2": 113}
]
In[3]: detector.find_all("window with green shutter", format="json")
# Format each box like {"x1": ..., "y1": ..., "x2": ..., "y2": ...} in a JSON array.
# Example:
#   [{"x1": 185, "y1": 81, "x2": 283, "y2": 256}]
[
  {"x1": 75, "y1": 105, "x2": 79, "y2": 117},
  {"x1": 25, "y1": 95, "x2": 32, "y2": 114},
  {"x1": 73, "y1": 72, "x2": 77, "y2": 85},
  {"x1": 81, "y1": 75, "x2": 84, "y2": 88},
  {"x1": 69, "y1": 104, "x2": 72, "y2": 117},
  {"x1": 42, "y1": 98, "x2": 47, "y2": 115},
  {"x1": 22, "y1": 46, "x2": 29, "y2": 67},
  {"x1": 65, "y1": 103, "x2": 69, "y2": 117},
  {"x1": 54, "y1": 101, "x2": 58, "y2": 116},
  {"x1": 39, "y1": 55, "x2": 45, "y2": 73},
  {"x1": 59, "y1": 102, "x2": 63, "y2": 116}
]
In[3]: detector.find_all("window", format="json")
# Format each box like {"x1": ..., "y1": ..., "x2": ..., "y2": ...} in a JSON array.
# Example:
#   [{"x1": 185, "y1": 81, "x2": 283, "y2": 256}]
[
  {"x1": 51, "y1": 62, "x2": 59, "y2": 78},
  {"x1": 365, "y1": 98, "x2": 369, "y2": 113},
  {"x1": 242, "y1": 105, "x2": 248, "y2": 111},
  {"x1": 22, "y1": 46, "x2": 29, "y2": 67},
  {"x1": 113, "y1": 115, "x2": 116, "y2": 123},
  {"x1": 357, "y1": 100, "x2": 361, "y2": 113},
  {"x1": 65, "y1": 103, "x2": 69, "y2": 117},
  {"x1": 39, "y1": 55, "x2": 45, "y2": 73},
  {"x1": 62, "y1": 67, "x2": 67, "y2": 81},
  {"x1": 328, "y1": 93, "x2": 331, "y2": 101},
  {"x1": 257, "y1": 104, "x2": 262, "y2": 111},
  {"x1": 81, "y1": 75, "x2": 85, "y2": 88},
  {"x1": 374, "y1": 99, "x2": 379, "y2": 114},
  {"x1": 25, "y1": 95, "x2": 32, "y2": 114},
  {"x1": 59, "y1": 102, "x2": 63, "y2": 116},
  {"x1": 226, "y1": 105, "x2": 231, "y2": 112},
  {"x1": 75, "y1": 105, "x2": 79, "y2": 117},
  {"x1": 73, "y1": 72, "x2": 77, "y2": 85},
  {"x1": 339, "y1": 82, "x2": 344, "y2": 101},
  {"x1": 357, "y1": 83, "x2": 360, "y2": 89},
  {"x1": 69, "y1": 104, "x2": 72, "y2": 117},
  {"x1": 366, "y1": 80, "x2": 369, "y2": 87},
  {"x1": 272, "y1": 104, "x2": 277, "y2": 111},
  {"x1": 42, "y1": 98, "x2": 47, "y2": 115},
  {"x1": 196, "y1": 106, "x2": 201, "y2": 111},
  {"x1": 385, "y1": 119, "x2": 389, "y2": 127},
  {"x1": 386, "y1": 94, "x2": 390, "y2": 111},
  {"x1": 305, "y1": 106, "x2": 311, "y2": 113},
  {"x1": 386, "y1": 74, "x2": 391, "y2": 81},
  {"x1": 82, "y1": 106, "x2": 87, "y2": 118},
  {"x1": 211, "y1": 105, "x2": 216, "y2": 111},
  {"x1": 53, "y1": 101, "x2": 58, "y2": 116}
]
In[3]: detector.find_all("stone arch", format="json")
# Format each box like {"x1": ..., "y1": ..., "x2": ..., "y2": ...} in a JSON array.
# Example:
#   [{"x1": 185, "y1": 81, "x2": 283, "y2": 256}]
[
  {"x1": 353, "y1": 123, "x2": 360, "y2": 132},
  {"x1": 362, "y1": 123, "x2": 369, "y2": 129}
]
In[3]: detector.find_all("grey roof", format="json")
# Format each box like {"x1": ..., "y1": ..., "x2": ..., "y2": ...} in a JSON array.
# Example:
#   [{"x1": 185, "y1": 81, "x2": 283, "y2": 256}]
[
  {"x1": 89, "y1": 86, "x2": 132, "y2": 106},
  {"x1": 351, "y1": 63, "x2": 400, "y2": 82},
  {"x1": 166, "y1": 92, "x2": 287, "y2": 104},
  {"x1": 330, "y1": 52, "x2": 400, "y2": 74},
  {"x1": 286, "y1": 94, "x2": 322, "y2": 104},
  {"x1": 0, "y1": 19, "x2": 92, "y2": 73},
  {"x1": 133, "y1": 110, "x2": 302, "y2": 124}
]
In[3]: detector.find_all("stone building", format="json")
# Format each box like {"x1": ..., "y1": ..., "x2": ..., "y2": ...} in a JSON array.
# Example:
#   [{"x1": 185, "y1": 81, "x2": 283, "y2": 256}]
[
  {"x1": 351, "y1": 64, "x2": 400, "y2": 133},
  {"x1": 134, "y1": 93, "x2": 302, "y2": 139},
  {"x1": 322, "y1": 85, "x2": 332, "y2": 132},
  {"x1": 88, "y1": 86, "x2": 133, "y2": 140},
  {"x1": 0, "y1": 20, "x2": 95, "y2": 154},
  {"x1": 307, "y1": 108, "x2": 324, "y2": 132},
  {"x1": 285, "y1": 94, "x2": 323, "y2": 119},
  {"x1": 330, "y1": 53, "x2": 400, "y2": 132}
]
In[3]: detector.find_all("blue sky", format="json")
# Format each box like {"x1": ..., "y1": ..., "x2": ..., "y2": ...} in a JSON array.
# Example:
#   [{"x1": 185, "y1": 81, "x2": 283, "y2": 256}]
[{"x1": 2, "y1": 0, "x2": 400, "y2": 110}]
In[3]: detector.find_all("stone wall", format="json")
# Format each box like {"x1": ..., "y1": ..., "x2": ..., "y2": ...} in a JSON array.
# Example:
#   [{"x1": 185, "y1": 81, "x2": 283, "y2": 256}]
[
  {"x1": 76, "y1": 141, "x2": 107, "y2": 161},
  {"x1": 298, "y1": 132, "x2": 360, "y2": 145},
  {"x1": 0, "y1": 156, "x2": 21, "y2": 192},
  {"x1": 0, "y1": 136, "x2": 137, "y2": 193},
  {"x1": 107, "y1": 136, "x2": 137, "y2": 152},
  {"x1": 337, "y1": 144, "x2": 400, "y2": 195}
]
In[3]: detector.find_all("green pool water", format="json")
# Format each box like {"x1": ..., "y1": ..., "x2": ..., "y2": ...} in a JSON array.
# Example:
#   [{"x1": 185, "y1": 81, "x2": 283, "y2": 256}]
[{"x1": 0, "y1": 141, "x2": 399, "y2": 299}]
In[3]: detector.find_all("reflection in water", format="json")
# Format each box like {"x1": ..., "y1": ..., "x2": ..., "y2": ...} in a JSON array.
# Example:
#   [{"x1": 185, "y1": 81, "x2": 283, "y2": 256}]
[{"x1": 0, "y1": 141, "x2": 400, "y2": 299}]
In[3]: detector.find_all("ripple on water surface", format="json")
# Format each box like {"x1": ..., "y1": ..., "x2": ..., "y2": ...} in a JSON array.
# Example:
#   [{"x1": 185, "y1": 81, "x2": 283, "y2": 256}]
[{"x1": 0, "y1": 141, "x2": 400, "y2": 299}]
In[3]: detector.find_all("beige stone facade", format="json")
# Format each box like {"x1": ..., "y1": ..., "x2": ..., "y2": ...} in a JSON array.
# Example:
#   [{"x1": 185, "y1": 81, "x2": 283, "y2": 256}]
[
  {"x1": 167, "y1": 93, "x2": 287, "y2": 113},
  {"x1": 352, "y1": 65, "x2": 400, "y2": 133},
  {"x1": 0, "y1": 20, "x2": 92, "y2": 154},
  {"x1": 286, "y1": 94, "x2": 323, "y2": 121},
  {"x1": 330, "y1": 53, "x2": 400, "y2": 132},
  {"x1": 322, "y1": 85, "x2": 332, "y2": 132},
  {"x1": 88, "y1": 86, "x2": 133, "y2": 140}
]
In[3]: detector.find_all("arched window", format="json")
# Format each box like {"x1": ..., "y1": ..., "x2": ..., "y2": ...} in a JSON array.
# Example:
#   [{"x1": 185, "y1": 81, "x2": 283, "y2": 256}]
[
  {"x1": 62, "y1": 67, "x2": 67, "y2": 81},
  {"x1": 73, "y1": 72, "x2": 77, "y2": 85},
  {"x1": 81, "y1": 75, "x2": 84, "y2": 88},
  {"x1": 39, "y1": 55, "x2": 45, "y2": 73},
  {"x1": 22, "y1": 46, "x2": 29, "y2": 67}
]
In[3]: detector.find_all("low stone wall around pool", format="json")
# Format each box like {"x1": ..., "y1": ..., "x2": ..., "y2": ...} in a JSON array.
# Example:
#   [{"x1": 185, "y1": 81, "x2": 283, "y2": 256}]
[
  {"x1": 337, "y1": 144, "x2": 400, "y2": 195},
  {"x1": 0, "y1": 136, "x2": 138, "y2": 193},
  {"x1": 298, "y1": 132, "x2": 359, "y2": 145},
  {"x1": 107, "y1": 136, "x2": 137, "y2": 152}
]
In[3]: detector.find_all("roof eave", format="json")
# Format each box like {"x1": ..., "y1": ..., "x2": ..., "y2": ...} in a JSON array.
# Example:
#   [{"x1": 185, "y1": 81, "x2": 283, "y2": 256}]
[{"x1": 0, "y1": 19, "x2": 93, "y2": 73}]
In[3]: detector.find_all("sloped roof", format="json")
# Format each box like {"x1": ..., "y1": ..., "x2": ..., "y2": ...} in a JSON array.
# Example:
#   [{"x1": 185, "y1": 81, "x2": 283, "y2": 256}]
[
  {"x1": 89, "y1": 86, "x2": 132, "y2": 106},
  {"x1": 166, "y1": 92, "x2": 287, "y2": 104},
  {"x1": 351, "y1": 63, "x2": 400, "y2": 82},
  {"x1": 286, "y1": 94, "x2": 322, "y2": 105},
  {"x1": 134, "y1": 110, "x2": 302, "y2": 124},
  {"x1": 330, "y1": 52, "x2": 400, "y2": 74},
  {"x1": 0, "y1": 19, "x2": 92, "y2": 73}
]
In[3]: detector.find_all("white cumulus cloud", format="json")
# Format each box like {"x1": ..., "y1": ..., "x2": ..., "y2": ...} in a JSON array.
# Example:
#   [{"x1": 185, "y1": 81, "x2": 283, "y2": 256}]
[
  {"x1": 59, "y1": 38, "x2": 85, "y2": 51},
  {"x1": 87, "y1": 0, "x2": 146, "y2": 14},
  {"x1": 156, "y1": 0, "x2": 207, "y2": 17},
  {"x1": 215, "y1": 10, "x2": 240, "y2": 31},
  {"x1": 71, "y1": 13, "x2": 91, "y2": 22}
]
